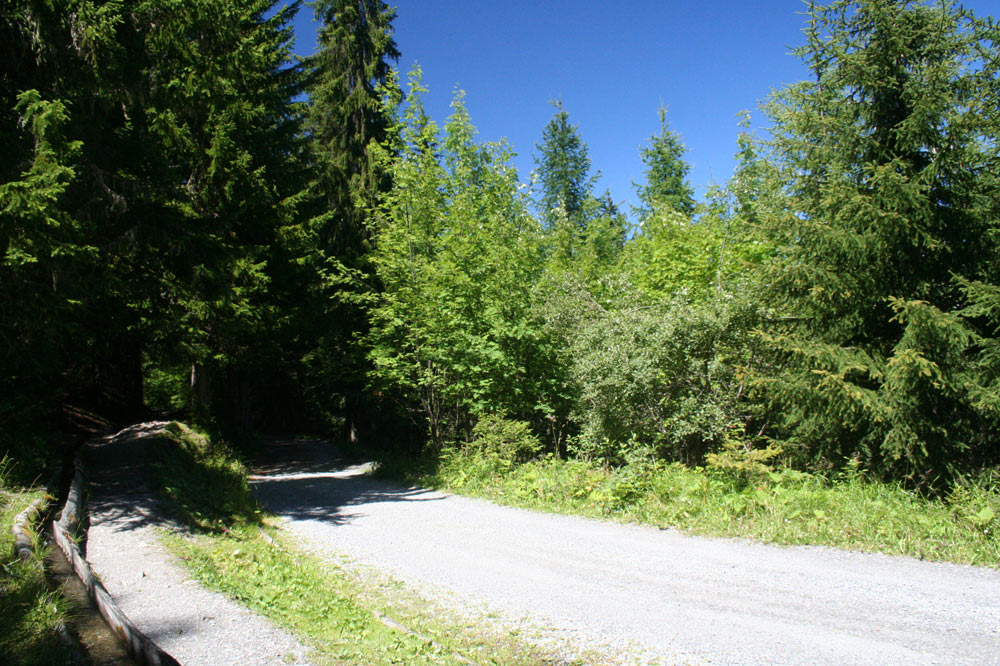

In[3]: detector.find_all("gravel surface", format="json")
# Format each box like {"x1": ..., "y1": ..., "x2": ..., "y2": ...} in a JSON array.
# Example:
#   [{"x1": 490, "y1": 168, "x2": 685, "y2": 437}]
[
  {"x1": 83, "y1": 424, "x2": 312, "y2": 666},
  {"x1": 251, "y1": 438, "x2": 1000, "y2": 666}
]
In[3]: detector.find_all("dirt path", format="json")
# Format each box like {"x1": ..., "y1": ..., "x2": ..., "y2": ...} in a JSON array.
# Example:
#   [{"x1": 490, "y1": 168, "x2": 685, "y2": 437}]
[
  {"x1": 251, "y1": 438, "x2": 1000, "y2": 666},
  {"x1": 82, "y1": 424, "x2": 312, "y2": 666}
]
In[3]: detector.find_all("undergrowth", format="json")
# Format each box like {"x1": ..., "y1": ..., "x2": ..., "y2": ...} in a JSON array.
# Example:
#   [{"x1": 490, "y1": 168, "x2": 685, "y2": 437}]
[
  {"x1": 0, "y1": 456, "x2": 74, "y2": 665},
  {"x1": 153, "y1": 421, "x2": 593, "y2": 665},
  {"x1": 376, "y1": 446, "x2": 1000, "y2": 568},
  {"x1": 149, "y1": 421, "x2": 262, "y2": 532}
]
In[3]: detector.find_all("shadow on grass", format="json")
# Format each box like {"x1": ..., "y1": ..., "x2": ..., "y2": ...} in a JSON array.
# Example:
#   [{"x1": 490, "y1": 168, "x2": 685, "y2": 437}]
[
  {"x1": 0, "y1": 562, "x2": 75, "y2": 666},
  {"x1": 85, "y1": 423, "x2": 259, "y2": 535}
]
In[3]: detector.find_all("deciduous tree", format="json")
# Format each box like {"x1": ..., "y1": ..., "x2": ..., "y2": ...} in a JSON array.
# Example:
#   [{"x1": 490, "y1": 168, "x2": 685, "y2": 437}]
[{"x1": 366, "y1": 73, "x2": 548, "y2": 446}]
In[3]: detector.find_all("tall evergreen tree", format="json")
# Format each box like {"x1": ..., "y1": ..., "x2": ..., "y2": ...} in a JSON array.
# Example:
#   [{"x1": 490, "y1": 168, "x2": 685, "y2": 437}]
[
  {"x1": 534, "y1": 101, "x2": 594, "y2": 230},
  {"x1": 297, "y1": 0, "x2": 400, "y2": 438},
  {"x1": 759, "y1": 0, "x2": 1000, "y2": 484},
  {"x1": 633, "y1": 107, "x2": 695, "y2": 221},
  {"x1": 623, "y1": 107, "x2": 708, "y2": 299},
  {"x1": 2, "y1": 0, "x2": 310, "y2": 434},
  {"x1": 533, "y1": 103, "x2": 626, "y2": 273},
  {"x1": 307, "y1": 0, "x2": 399, "y2": 260},
  {"x1": 139, "y1": 0, "x2": 309, "y2": 430},
  {"x1": 1, "y1": 0, "x2": 155, "y2": 459}
]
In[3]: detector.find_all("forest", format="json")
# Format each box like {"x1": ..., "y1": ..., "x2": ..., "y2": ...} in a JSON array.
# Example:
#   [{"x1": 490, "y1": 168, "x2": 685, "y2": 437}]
[{"x1": 3, "y1": 0, "x2": 1000, "y2": 495}]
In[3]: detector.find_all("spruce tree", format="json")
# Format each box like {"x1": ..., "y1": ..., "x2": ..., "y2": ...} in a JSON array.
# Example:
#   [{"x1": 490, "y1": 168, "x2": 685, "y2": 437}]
[
  {"x1": 123, "y1": 0, "x2": 310, "y2": 430},
  {"x1": 534, "y1": 101, "x2": 594, "y2": 230},
  {"x1": 297, "y1": 0, "x2": 399, "y2": 438},
  {"x1": 633, "y1": 107, "x2": 695, "y2": 221},
  {"x1": 533, "y1": 103, "x2": 626, "y2": 273},
  {"x1": 623, "y1": 107, "x2": 709, "y2": 300},
  {"x1": 1, "y1": 0, "x2": 153, "y2": 452},
  {"x1": 307, "y1": 0, "x2": 399, "y2": 260},
  {"x1": 759, "y1": 0, "x2": 1000, "y2": 483},
  {"x1": 1, "y1": 0, "x2": 328, "y2": 445}
]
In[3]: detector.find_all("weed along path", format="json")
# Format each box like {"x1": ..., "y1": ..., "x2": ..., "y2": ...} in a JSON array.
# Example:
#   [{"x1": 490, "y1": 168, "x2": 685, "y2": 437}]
[
  {"x1": 83, "y1": 425, "x2": 312, "y2": 666},
  {"x1": 251, "y1": 438, "x2": 1000, "y2": 666}
]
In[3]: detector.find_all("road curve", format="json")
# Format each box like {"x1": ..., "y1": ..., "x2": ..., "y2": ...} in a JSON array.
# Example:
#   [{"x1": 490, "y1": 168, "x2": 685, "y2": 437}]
[{"x1": 251, "y1": 438, "x2": 1000, "y2": 666}]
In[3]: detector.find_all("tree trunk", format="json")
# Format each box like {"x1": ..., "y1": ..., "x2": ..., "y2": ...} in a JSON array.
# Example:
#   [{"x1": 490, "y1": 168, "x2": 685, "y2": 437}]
[{"x1": 190, "y1": 362, "x2": 212, "y2": 423}]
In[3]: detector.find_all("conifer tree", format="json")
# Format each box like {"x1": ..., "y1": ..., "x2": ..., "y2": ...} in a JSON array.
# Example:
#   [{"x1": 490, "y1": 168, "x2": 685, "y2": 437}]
[
  {"x1": 623, "y1": 108, "x2": 707, "y2": 299},
  {"x1": 308, "y1": 0, "x2": 399, "y2": 260},
  {"x1": 622, "y1": 115, "x2": 776, "y2": 301},
  {"x1": 633, "y1": 107, "x2": 695, "y2": 221},
  {"x1": 534, "y1": 101, "x2": 594, "y2": 230},
  {"x1": 759, "y1": 0, "x2": 1000, "y2": 483},
  {"x1": 1, "y1": 0, "x2": 152, "y2": 451},
  {"x1": 534, "y1": 103, "x2": 626, "y2": 273},
  {"x1": 145, "y1": 0, "x2": 309, "y2": 430},
  {"x1": 297, "y1": 0, "x2": 399, "y2": 438}
]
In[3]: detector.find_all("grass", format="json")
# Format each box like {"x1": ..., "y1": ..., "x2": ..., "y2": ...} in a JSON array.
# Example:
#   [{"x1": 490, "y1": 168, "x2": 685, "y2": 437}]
[
  {"x1": 149, "y1": 421, "x2": 263, "y2": 532},
  {"x1": 150, "y1": 422, "x2": 604, "y2": 666},
  {"x1": 162, "y1": 526, "x2": 599, "y2": 665},
  {"x1": 0, "y1": 456, "x2": 75, "y2": 665},
  {"x1": 376, "y1": 447, "x2": 1000, "y2": 568}
]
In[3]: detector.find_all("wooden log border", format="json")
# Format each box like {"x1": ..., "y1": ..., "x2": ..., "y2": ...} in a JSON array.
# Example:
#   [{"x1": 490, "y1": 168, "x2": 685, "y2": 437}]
[
  {"x1": 10, "y1": 466, "x2": 62, "y2": 561},
  {"x1": 8, "y1": 468, "x2": 88, "y2": 664},
  {"x1": 53, "y1": 455, "x2": 182, "y2": 666},
  {"x1": 11, "y1": 496, "x2": 47, "y2": 560}
]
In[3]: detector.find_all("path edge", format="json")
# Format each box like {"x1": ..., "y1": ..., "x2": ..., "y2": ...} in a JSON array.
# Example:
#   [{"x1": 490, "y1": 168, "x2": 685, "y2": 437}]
[
  {"x1": 9, "y1": 466, "x2": 88, "y2": 664},
  {"x1": 52, "y1": 450, "x2": 182, "y2": 666}
]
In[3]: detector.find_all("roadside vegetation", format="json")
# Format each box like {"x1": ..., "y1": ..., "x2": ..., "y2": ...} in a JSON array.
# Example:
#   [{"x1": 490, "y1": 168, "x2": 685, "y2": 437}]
[
  {"x1": 4, "y1": 0, "x2": 1000, "y2": 646},
  {"x1": 0, "y1": 457, "x2": 74, "y2": 665},
  {"x1": 376, "y1": 423, "x2": 1000, "y2": 567},
  {"x1": 151, "y1": 422, "x2": 599, "y2": 665},
  {"x1": 358, "y1": 0, "x2": 999, "y2": 571}
]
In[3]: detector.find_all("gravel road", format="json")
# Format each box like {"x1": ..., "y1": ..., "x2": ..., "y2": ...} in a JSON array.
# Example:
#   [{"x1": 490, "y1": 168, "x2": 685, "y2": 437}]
[
  {"x1": 83, "y1": 424, "x2": 312, "y2": 666},
  {"x1": 251, "y1": 438, "x2": 1000, "y2": 666}
]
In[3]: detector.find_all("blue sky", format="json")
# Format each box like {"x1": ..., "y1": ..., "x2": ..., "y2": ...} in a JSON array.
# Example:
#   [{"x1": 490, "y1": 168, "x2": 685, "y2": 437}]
[{"x1": 290, "y1": 0, "x2": 1000, "y2": 213}]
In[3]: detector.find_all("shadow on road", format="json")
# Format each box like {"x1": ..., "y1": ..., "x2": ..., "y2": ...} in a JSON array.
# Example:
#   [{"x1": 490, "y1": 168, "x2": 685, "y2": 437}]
[
  {"x1": 84, "y1": 427, "x2": 183, "y2": 540},
  {"x1": 250, "y1": 437, "x2": 352, "y2": 477},
  {"x1": 249, "y1": 439, "x2": 441, "y2": 526}
]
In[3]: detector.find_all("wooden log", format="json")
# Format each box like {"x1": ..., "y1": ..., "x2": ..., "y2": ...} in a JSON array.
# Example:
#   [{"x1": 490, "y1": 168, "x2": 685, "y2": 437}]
[
  {"x1": 11, "y1": 497, "x2": 46, "y2": 560},
  {"x1": 53, "y1": 456, "x2": 181, "y2": 666}
]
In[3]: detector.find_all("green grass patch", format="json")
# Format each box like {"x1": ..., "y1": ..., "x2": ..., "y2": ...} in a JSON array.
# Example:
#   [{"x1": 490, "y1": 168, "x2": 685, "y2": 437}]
[
  {"x1": 378, "y1": 448, "x2": 1000, "y2": 568},
  {"x1": 0, "y1": 457, "x2": 74, "y2": 665},
  {"x1": 149, "y1": 421, "x2": 262, "y2": 532},
  {"x1": 152, "y1": 422, "x2": 596, "y2": 665},
  {"x1": 164, "y1": 526, "x2": 590, "y2": 666}
]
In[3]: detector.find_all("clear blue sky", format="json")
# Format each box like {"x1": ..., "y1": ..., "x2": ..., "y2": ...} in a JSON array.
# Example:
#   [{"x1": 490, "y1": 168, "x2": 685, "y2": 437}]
[{"x1": 290, "y1": 0, "x2": 1000, "y2": 212}]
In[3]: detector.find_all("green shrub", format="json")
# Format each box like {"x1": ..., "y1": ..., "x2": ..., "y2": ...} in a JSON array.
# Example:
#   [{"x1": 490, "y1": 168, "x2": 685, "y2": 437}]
[
  {"x1": 563, "y1": 290, "x2": 763, "y2": 465},
  {"x1": 466, "y1": 415, "x2": 541, "y2": 468},
  {"x1": 705, "y1": 429, "x2": 783, "y2": 485},
  {"x1": 150, "y1": 422, "x2": 261, "y2": 531}
]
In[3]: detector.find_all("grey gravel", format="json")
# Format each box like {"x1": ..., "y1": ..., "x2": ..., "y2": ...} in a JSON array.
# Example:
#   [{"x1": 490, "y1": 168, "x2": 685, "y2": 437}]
[
  {"x1": 83, "y1": 424, "x2": 312, "y2": 666},
  {"x1": 251, "y1": 438, "x2": 1000, "y2": 666}
]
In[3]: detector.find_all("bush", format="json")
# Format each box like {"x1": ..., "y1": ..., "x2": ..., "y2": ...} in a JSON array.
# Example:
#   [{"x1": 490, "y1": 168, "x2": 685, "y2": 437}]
[
  {"x1": 705, "y1": 429, "x2": 784, "y2": 486},
  {"x1": 150, "y1": 422, "x2": 261, "y2": 531},
  {"x1": 564, "y1": 288, "x2": 763, "y2": 465},
  {"x1": 465, "y1": 415, "x2": 542, "y2": 470}
]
